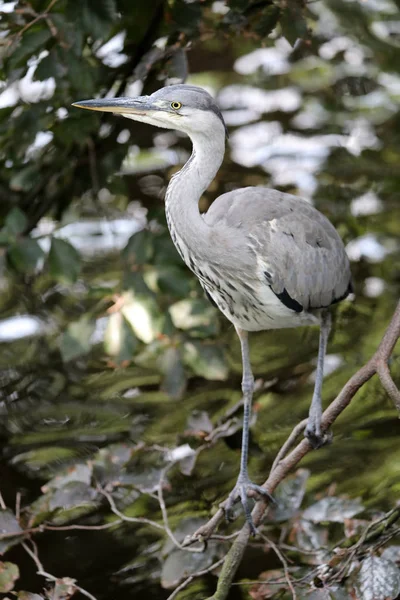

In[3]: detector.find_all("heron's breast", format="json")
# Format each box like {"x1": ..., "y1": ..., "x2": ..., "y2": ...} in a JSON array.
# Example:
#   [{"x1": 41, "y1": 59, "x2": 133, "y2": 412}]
[{"x1": 191, "y1": 261, "x2": 317, "y2": 331}]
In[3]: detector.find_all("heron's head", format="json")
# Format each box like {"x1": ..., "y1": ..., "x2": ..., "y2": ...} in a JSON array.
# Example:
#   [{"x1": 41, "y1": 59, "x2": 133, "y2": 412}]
[{"x1": 72, "y1": 84, "x2": 228, "y2": 139}]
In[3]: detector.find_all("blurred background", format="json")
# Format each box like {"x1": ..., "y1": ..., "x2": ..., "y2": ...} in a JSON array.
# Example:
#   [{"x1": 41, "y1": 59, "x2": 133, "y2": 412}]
[{"x1": 0, "y1": 0, "x2": 399, "y2": 598}]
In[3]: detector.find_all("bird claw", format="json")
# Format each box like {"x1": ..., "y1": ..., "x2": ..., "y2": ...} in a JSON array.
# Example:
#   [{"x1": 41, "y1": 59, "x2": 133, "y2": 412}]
[
  {"x1": 304, "y1": 421, "x2": 333, "y2": 449},
  {"x1": 222, "y1": 475, "x2": 276, "y2": 535}
]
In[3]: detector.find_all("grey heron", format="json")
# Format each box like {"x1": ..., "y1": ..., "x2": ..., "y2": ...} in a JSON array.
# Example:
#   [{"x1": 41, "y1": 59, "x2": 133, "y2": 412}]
[{"x1": 73, "y1": 85, "x2": 352, "y2": 533}]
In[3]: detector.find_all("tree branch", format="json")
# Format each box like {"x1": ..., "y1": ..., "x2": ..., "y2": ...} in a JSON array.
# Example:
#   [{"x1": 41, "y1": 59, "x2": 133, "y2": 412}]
[{"x1": 202, "y1": 300, "x2": 400, "y2": 600}]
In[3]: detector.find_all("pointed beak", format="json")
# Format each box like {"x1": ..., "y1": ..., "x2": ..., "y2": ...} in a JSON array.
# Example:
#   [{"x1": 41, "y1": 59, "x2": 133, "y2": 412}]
[{"x1": 72, "y1": 96, "x2": 153, "y2": 115}]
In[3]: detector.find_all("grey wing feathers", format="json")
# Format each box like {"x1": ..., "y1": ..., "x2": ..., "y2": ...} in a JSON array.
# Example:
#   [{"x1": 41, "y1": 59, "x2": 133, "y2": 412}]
[{"x1": 203, "y1": 187, "x2": 352, "y2": 311}]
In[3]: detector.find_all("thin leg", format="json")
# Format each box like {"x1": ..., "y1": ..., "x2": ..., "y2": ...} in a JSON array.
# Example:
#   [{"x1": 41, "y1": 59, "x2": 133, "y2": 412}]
[
  {"x1": 224, "y1": 327, "x2": 275, "y2": 534},
  {"x1": 305, "y1": 310, "x2": 331, "y2": 448}
]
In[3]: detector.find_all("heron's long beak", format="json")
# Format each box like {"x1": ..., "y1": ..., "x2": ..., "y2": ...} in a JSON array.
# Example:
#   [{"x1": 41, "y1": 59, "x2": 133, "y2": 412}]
[{"x1": 72, "y1": 96, "x2": 153, "y2": 115}]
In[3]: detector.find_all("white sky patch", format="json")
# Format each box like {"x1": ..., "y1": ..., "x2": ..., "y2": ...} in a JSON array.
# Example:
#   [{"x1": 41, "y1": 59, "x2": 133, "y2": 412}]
[
  {"x1": 0, "y1": 315, "x2": 45, "y2": 342},
  {"x1": 19, "y1": 66, "x2": 55, "y2": 103},
  {"x1": 25, "y1": 130, "x2": 54, "y2": 159},
  {"x1": 350, "y1": 191, "x2": 383, "y2": 217},
  {"x1": 230, "y1": 121, "x2": 350, "y2": 195},
  {"x1": 0, "y1": 82, "x2": 19, "y2": 108},
  {"x1": 0, "y1": 1, "x2": 17, "y2": 13},
  {"x1": 378, "y1": 72, "x2": 400, "y2": 94},
  {"x1": 309, "y1": 354, "x2": 343, "y2": 383},
  {"x1": 96, "y1": 31, "x2": 128, "y2": 67},
  {"x1": 346, "y1": 234, "x2": 389, "y2": 263},
  {"x1": 56, "y1": 107, "x2": 68, "y2": 120},
  {"x1": 117, "y1": 128, "x2": 130, "y2": 144},
  {"x1": 234, "y1": 40, "x2": 292, "y2": 76},
  {"x1": 212, "y1": 1, "x2": 229, "y2": 15},
  {"x1": 53, "y1": 218, "x2": 145, "y2": 256},
  {"x1": 222, "y1": 109, "x2": 260, "y2": 126},
  {"x1": 364, "y1": 277, "x2": 385, "y2": 298},
  {"x1": 344, "y1": 118, "x2": 381, "y2": 155},
  {"x1": 319, "y1": 35, "x2": 362, "y2": 60},
  {"x1": 291, "y1": 99, "x2": 329, "y2": 130},
  {"x1": 219, "y1": 85, "x2": 301, "y2": 114}
]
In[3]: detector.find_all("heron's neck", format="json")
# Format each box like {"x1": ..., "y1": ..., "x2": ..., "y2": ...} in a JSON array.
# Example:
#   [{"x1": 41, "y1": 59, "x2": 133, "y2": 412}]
[{"x1": 165, "y1": 130, "x2": 225, "y2": 254}]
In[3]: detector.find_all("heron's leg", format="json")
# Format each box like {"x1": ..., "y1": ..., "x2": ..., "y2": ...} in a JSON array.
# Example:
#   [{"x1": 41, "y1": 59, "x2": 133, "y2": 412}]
[
  {"x1": 305, "y1": 310, "x2": 331, "y2": 448},
  {"x1": 224, "y1": 327, "x2": 274, "y2": 534}
]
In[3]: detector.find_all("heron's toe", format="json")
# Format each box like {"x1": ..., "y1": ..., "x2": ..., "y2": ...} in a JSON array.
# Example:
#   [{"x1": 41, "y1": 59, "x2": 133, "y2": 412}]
[
  {"x1": 304, "y1": 423, "x2": 332, "y2": 449},
  {"x1": 222, "y1": 476, "x2": 275, "y2": 535}
]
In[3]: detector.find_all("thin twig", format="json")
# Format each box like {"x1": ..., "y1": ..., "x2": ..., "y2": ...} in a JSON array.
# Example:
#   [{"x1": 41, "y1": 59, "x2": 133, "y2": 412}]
[
  {"x1": 97, "y1": 485, "x2": 166, "y2": 532},
  {"x1": 15, "y1": 492, "x2": 21, "y2": 522},
  {"x1": 270, "y1": 419, "x2": 307, "y2": 473},
  {"x1": 44, "y1": 521, "x2": 123, "y2": 532},
  {"x1": 157, "y1": 464, "x2": 206, "y2": 553},
  {"x1": 0, "y1": 491, "x2": 7, "y2": 510},
  {"x1": 12, "y1": 0, "x2": 59, "y2": 39},
  {"x1": 23, "y1": 540, "x2": 98, "y2": 600},
  {"x1": 22, "y1": 541, "x2": 44, "y2": 572},
  {"x1": 258, "y1": 533, "x2": 297, "y2": 600},
  {"x1": 166, "y1": 557, "x2": 226, "y2": 600}
]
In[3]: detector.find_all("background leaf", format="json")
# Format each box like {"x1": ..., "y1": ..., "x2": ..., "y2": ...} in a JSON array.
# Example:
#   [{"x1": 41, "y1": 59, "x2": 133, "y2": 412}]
[
  {"x1": 354, "y1": 556, "x2": 400, "y2": 600},
  {"x1": 0, "y1": 561, "x2": 19, "y2": 593},
  {"x1": 49, "y1": 238, "x2": 81, "y2": 283}
]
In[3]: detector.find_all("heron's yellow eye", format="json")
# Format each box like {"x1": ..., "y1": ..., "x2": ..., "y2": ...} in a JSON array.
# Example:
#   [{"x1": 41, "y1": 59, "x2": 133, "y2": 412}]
[{"x1": 171, "y1": 101, "x2": 182, "y2": 110}]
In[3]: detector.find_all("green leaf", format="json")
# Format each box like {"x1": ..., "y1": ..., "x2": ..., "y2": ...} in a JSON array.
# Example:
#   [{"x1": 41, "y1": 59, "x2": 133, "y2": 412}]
[
  {"x1": 50, "y1": 14, "x2": 84, "y2": 55},
  {"x1": 7, "y1": 239, "x2": 45, "y2": 274},
  {"x1": 169, "y1": 298, "x2": 217, "y2": 333},
  {"x1": 62, "y1": 51, "x2": 95, "y2": 95},
  {"x1": 4, "y1": 207, "x2": 28, "y2": 236},
  {"x1": 280, "y1": 0, "x2": 308, "y2": 46},
  {"x1": 0, "y1": 561, "x2": 19, "y2": 593},
  {"x1": 0, "y1": 510, "x2": 24, "y2": 555},
  {"x1": 159, "y1": 346, "x2": 187, "y2": 399},
  {"x1": 66, "y1": 0, "x2": 117, "y2": 40},
  {"x1": 88, "y1": 0, "x2": 117, "y2": 22},
  {"x1": 123, "y1": 229, "x2": 153, "y2": 266},
  {"x1": 121, "y1": 291, "x2": 163, "y2": 344},
  {"x1": 183, "y1": 341, "x2": 228, "y2": 381},
  {"x1": 49, "y1": 238, "x2": 81, "y2": 283},
  {"x1": 34, "y1": 52, "x2": 66, "y2": 81},
  {"x1": 17, "y1": 592, "x2": 45, "y2": 600},
  {"x1": 155, "y1": 265, "x2": 191, "y2": 297},
  {"x1": 59, "y1": 318, "x2": 95, "y2": 362},
  {"x1": 7, "y1": 28, "x2": 52, "y2": 71},
  {"x1": 9, "y1": 165, "x2": 38, "y2": 192},
  {"x1": 104, "y1": 313, "x2": 138, "y2": 363}
]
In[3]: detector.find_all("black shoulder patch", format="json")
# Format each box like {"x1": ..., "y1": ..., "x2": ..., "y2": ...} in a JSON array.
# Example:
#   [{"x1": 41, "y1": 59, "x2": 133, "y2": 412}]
[{"x1": 273, "y1": 287, "x2": 303, "y2": 313}]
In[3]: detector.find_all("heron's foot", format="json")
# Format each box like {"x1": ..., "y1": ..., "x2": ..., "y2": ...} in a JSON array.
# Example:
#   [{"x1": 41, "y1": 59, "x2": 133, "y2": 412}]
[
  {"x1": 222, "y1": 474, "x2": 275, "y2": 536},
  {"x1": 304, "y1": 419, "x2": 332, "y2": 449}
]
